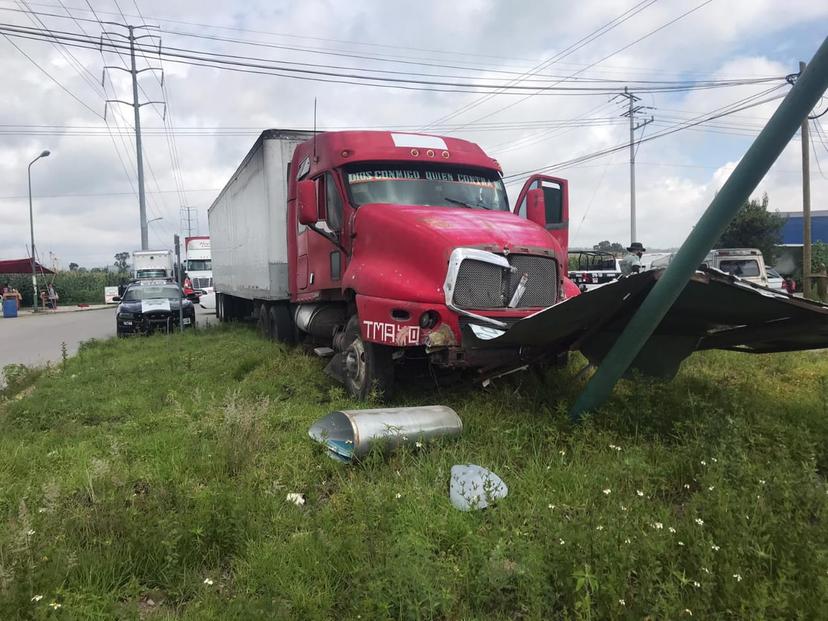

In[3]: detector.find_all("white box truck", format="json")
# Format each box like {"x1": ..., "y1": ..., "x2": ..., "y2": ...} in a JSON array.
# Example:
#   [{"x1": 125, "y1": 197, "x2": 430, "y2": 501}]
[
  {"x1": 132, "y1": 249, "x2": 174, "y2": 281},
  {"x1": 209, "y1": 130, "x2": 313, "y2": 313},
  {"x1": 183, "y1": 236, "x2": 215, "y2": 309}
]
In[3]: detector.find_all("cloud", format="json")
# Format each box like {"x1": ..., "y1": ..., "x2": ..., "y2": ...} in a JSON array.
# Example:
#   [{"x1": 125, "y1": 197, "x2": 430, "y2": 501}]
[{"x1": 0, "y1": 0, "x2": 826, "y2": 266}]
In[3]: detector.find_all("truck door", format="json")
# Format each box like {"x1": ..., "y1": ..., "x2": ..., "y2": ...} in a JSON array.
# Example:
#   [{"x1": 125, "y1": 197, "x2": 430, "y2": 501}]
[
  {"x1": 295, "y1": 172, "x2": 345, "y2": 297},
  {"x1": 513, "y1": 175, "x2": 569, "y2": 253}
]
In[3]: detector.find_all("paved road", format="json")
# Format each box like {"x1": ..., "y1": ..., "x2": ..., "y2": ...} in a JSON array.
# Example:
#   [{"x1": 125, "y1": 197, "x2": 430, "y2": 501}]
[
  {"x1": 0, "y1": 308, "x2": 116, "y2": 372},
  {"x1": 0, "y1": 306, "x2": 216, "y2": 378}
]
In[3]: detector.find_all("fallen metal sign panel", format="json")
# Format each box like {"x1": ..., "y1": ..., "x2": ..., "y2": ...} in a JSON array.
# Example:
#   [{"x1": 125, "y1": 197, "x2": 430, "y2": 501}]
[{"x1": 463, "y1": 269, "x2": 828, "y2": 379}]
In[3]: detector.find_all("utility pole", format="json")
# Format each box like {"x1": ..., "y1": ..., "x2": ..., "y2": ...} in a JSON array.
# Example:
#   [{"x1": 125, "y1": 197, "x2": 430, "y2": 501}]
[
  {"x1": 174, "y1": 234, "x2": 184, "y2": 333},
  {"x1": 614, "y1": 88, "x2": 654, "y2": 245},
  {"x1": 101, "y1": 23, "x2": 165, "y2": 251},
  {"x1": 800, "y1": 60, "x2": 813, "y2": 299},
  {"x1": 180, "y1": 206, "x2": 197, "y2": 237}
]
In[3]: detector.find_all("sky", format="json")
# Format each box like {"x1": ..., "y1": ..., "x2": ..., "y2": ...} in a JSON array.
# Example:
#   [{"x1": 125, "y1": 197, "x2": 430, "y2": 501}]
[{"x1": 0, "y1": 0, "x2": 826, "y2": 267}]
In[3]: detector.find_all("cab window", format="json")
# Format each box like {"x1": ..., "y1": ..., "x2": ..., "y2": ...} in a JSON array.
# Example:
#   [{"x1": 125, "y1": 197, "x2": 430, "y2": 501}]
[{"x1": 324, "y1": 173, "x2": 343, "y2": 230}]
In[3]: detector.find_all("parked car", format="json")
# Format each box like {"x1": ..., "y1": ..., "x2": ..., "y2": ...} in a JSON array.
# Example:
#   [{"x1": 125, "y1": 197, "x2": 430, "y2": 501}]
[
  {"x1": 766, "y1": 267, "x2": 786, "y2": 292},
  {"x1": 114, "y1": 280, "x2": 197, "y2": 336}
]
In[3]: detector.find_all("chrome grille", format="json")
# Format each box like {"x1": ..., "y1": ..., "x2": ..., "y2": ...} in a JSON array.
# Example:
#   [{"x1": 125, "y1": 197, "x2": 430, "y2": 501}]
[
  {"x1": 453, "y1": 260, "x2": 504, "y2": 308},
  {"x1": 452, "y1": 254, "x2": 557, "y2": 309},
  {"x1": 509, "y1": 255, "x2": 557, "y2": 307},
  {"x1": 192, "y1": 277, "x2": 213, "y2": 289}
]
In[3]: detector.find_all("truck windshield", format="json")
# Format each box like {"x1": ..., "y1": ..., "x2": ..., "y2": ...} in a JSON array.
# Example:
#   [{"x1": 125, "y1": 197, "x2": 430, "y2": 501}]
[
  {"x1": 136, "y1": 269, "x2": 168, "y2": 279},
  {"x1": 719, "y1": 259, "x2": 760, "y2": 277},
  {"x1": 344, "y1": 164, "x2": 509, "y2": 211},
  {"x1": 186, "y1": 259, "x2": 211, "y2": 271},
  {"x1": 123, "y1": 285, "x2": 182, "y2": 301}
]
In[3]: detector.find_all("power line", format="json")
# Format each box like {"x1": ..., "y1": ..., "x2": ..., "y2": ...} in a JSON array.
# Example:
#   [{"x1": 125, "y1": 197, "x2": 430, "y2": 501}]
[
  {"x1": 423, "y1": 0, "x2": 662, "y2": 129},
  {"x1": 502, "y1": 85, "x2": 788, "y2": 181},
  {"x1": 0, "y1": 22, "x2": 788, "y2": 96}
]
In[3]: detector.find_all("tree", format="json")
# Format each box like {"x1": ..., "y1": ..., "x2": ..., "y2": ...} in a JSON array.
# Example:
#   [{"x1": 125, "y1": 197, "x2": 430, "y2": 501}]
[
  {"x1": 714, "y1": 193, "x2": 784, "y2": 263},
  {"x1": 68, "y1": 262, "x2": 79, "y2": 271},
  {"x1": 114, "y1": 252, "x2": 130, "y2": 273},
  {"x1": 593, "y1": 240, "x2": 626, "y2": 255}
]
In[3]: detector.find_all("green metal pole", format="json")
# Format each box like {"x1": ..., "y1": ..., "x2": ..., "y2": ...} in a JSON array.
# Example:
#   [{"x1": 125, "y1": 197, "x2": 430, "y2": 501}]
[{"x1": 571, "y1": 36, "x2": 828, "y2": 422}]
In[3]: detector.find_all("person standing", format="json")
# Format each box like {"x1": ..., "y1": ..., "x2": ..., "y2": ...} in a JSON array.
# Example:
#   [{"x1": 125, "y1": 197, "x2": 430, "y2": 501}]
[
  {"x1": 47, "y1": 282, "x2": 59, "y2": 310},
  {"x1": 620, "y1": 242, "x2": 646, "y2": 276}
]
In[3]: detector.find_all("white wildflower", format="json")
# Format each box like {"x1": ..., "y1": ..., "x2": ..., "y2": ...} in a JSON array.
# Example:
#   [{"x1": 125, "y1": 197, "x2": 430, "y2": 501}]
[
  {"x1": 26, "y1": 529, "x2": 35, "y2": 536},
  {"x1": 49, "y1": 602, "x2": 61, "y2": 610},
  {"x1": 559, "y1": 538, "x2": 565, "y2": 545},
  {"x1": 684, "y1": 609, "x2": 693, "y2": 617},
  {"x1": 548, "y1": 504, "x2": 555, "y2": 510},
  {"x1": 708, "y1": 486, "x2": 715, "y2": 491},
  {"x1": 733, "y1": 573, "x2": 742, "y2": 582},
  {"x1": 609, "y1": 444, "x2": 622, "y2": 452},
  {"x1": 678, "y1": 541, "x2": 685, "y2": 546},
  {"x1": 702, "y1": 567, "x2": 711, "y2": 574},
  {"x1": 692, "y1": 580, "x2": 701, "y2": 588},
  {"x1": 596, "y1": 525, "x2": 604, "y2": 531},
  {"x1": 759, "y1": 479, "x2": 766, "y2": 485},
  {"x1": 695, "y1": 518, "x2": 704, "y2": 526},
  {"x1": 395, "y1": 493, "x2": 402, "y2": 499},
  {"x1": 668, "y1": 527, "x2": 676, "y2": 534},
  {"x1": 203, "y1": 578, "x2": 214, "y2": 586},
  {"x1": 711, "y1": 544, "x2": 720, "y2": 551},
  {"x1": 652, "y1": 522, "x2": 663, "y2": 530},
  {"x1": 700, "y1": 460, "x2": 707, "y2": 466},
  {"x1": 31, "y1": 595, "x2": 43, "y2": 602},
  {"x1": 618, "y1": 598, "x2": 626, "y2": 606},
  {"x1": 415, "y1": 441, "x2": 423, "y2": 448},
  {"x1": 620, "y1": 504, "x2": 628, "y2": 511},
  {"x1": 603, "y1": 488, "x2": 611, "y2": 495},
  {"x1": 285, "y1": 493, "x2": 305, "y2": 506},
  {"x1": 683, "y1": 483, "x2": 691, "y2": 490},
  {"x1": 559, "y1": 449, "x2": 566, "y2": 456},
  {"x1": 624, "y1": 538, "x2": 632, "y2": 544},
  {"x1": 711, "y1": 457, "x2": 718, "y2": 463},
  {"x1": 636, "y1": 490, "x2": 644, "y2": 497}
]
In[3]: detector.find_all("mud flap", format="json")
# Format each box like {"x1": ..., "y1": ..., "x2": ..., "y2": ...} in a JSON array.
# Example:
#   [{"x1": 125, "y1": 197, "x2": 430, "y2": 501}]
[{"x1": 324, "y1": 352, "x2": 346, "y2": 383}]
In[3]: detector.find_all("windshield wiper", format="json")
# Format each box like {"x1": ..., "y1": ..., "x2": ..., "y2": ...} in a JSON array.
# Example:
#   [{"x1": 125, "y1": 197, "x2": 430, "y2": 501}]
[{"x1": 444, "y1": 196, "x2": 492, "y2": 210}]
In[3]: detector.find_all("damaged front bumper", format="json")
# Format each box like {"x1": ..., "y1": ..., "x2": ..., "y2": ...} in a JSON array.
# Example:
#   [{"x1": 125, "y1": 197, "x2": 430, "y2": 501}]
[{"x1": 462, "y1": 268, "x2": 828, "y2": 379}]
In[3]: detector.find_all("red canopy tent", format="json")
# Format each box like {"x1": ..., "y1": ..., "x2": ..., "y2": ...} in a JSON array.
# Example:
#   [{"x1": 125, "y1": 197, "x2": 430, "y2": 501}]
[{"x1": 0, "y1": 258, "x2": 54, "y2": 274}]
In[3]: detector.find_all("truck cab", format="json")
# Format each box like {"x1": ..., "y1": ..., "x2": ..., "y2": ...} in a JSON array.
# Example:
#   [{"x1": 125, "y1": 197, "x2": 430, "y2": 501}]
[
  {"x1": 211, "y1": 130, "x2": 578, "y2": 399},
  {"x1": 701, "y1": 248, "x2": 769, "y2": 287}
]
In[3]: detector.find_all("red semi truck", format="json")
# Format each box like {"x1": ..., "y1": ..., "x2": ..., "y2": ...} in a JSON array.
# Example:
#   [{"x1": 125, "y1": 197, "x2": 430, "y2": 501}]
[{"x1": 209, "y1": 129, "x2": 579, "y2": 398}]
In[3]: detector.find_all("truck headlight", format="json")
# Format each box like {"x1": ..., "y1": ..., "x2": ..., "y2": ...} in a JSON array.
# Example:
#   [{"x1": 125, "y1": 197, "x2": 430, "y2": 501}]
[{"x1": 118, "y1": 312, "x2": 134, "y2": 320}]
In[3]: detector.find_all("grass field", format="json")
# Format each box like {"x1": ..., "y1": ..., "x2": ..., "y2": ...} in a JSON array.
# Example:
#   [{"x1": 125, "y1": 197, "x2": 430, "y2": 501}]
[{"x1": 1, "y1": 325, "x2": 827, "y2": 619}]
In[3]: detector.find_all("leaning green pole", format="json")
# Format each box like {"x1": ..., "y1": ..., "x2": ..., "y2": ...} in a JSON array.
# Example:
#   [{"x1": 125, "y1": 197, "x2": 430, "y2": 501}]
[{"x1": 570, "y1": 36, "x2": 828, "y2": 422}]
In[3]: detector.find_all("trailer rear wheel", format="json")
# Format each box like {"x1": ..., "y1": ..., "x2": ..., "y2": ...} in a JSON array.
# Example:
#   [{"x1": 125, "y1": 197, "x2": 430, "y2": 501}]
[
  {"x1": 269, "y1": 303, "x2": 296, "y2": 345},
  {"x1": 256, "y1": 302, "x2": 271, "y2": 339},
  {"x1": 342, "y1": 316, "x2": 394, "y2": 400}
]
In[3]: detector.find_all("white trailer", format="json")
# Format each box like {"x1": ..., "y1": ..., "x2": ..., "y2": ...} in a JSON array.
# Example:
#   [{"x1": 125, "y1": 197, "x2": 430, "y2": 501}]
[
  {"x1": 132, "y1": 249, "x2": 174, "y2": 280},
  {"x1": 208, "y1": 130, "x2": 313, "y2": 313}
]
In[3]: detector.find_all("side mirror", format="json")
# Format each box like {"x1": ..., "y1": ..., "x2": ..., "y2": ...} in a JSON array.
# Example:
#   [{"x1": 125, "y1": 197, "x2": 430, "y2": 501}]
[
  {"x1": 112, "y1": 296, "x2": 121, "y2": 302},
  {"x1": 526, "y1": 188, "x2": 546, "y2": 228},
  {"x1": 297, "y1": 179, "x2": 318, "y2": 225}
]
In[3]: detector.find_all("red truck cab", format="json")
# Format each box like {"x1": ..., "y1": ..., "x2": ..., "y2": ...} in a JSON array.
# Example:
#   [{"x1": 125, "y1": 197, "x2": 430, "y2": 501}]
[{"x1": 282, "y1": 131, "x2": 575, "y2": 397}]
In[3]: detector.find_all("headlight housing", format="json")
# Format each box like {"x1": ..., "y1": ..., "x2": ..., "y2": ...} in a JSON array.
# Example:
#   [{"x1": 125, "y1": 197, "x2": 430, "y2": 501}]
[{"x1": 118, "y1": 312, "x2": 135, "y2": 320}]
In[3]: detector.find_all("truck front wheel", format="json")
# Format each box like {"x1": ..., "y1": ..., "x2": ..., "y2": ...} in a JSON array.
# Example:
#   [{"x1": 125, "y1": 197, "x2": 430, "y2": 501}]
[{"x1": 342, "y1": 316, "x2": 394, "y2": 400}]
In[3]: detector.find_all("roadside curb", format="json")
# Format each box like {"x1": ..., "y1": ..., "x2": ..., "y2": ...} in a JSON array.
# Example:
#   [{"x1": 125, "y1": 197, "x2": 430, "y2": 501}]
[{"x1": 9, "y1": 305, "x2": 116, "y2": 319}]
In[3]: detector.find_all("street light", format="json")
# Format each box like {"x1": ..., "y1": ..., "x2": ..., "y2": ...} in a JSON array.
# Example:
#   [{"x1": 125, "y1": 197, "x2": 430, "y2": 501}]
[{"x1": 28, "y1": 149, "x2": 50, "y2": 312}]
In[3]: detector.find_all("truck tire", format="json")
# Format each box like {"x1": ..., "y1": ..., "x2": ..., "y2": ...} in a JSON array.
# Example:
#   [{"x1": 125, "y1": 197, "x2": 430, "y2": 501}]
[
  {"x1": 256, "y1": 302, "x2": 271, "y2": 340},
  {"x1": 269, "y1": 303, "x2": 296, "y2": 344},
  {"x1": 216, "y1": 293, "x2": 225, "y2": 322},
  {"x1": 342, "y1": 315, "x2": 394, "y2": 400}
]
